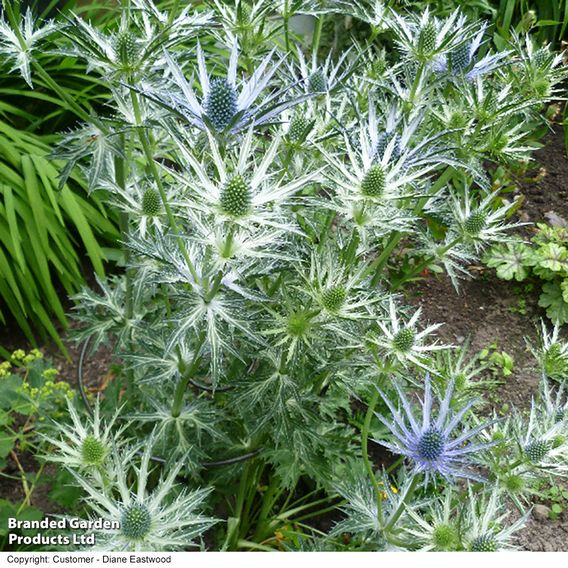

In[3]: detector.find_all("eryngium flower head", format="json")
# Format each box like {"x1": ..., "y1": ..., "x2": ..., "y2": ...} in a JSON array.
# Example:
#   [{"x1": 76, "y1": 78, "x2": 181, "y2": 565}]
[
  {"x1": 448, "y1": 187, "x2": 524, "y2": 253},
  {"x1": 516, "y1": 397, "x2": 568, "y2": 474},
  {"x1": 462, "y1": 487, "x2": 527, "y2": 551},
  {"x1": 534, "y1": 321, "x2": 568, "y2": 382},
  {"x1": 388, "y1": 8, "x2": 479, "y2": 64},
  {"x1": 369, "y1": 299, "x2": 451, "y2": 370},
  {"x1": 403, "y1": 488, "x2": 461, "y2": 551},
  {"x1": 68, "y1": 438, "x2": 216, "y2": 551},
  {"x1": 41, "y1": 398, "x2": 121, "y2": 478},
  {"x1": 142, "y1": 42, "x2": 307, "y2": 135},
  {"x1": 433, "y1": 23, "x2": 510, "y2": 80},
  {"x1": 405, "y1": 486, "x2": 527, "y2": 551},
  {"x1": 374, "y1": 375, "x2": 497, "y2": 481},
  {"x1": 292, "y1": 44, "x2": 354, "y2": 96}
]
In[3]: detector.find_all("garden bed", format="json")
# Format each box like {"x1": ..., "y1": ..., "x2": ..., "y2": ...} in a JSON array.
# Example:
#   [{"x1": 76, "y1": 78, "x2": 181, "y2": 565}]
[{"x1": 2, "y1": 126, "x2": 567, "y2": 551}]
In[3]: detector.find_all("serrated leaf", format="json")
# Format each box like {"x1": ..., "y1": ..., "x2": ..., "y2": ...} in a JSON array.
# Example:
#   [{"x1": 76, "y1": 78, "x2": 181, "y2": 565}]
[
  {"x1": 537, "y1": 243, "x2": 568, "y2": 273},
  {"x1": 0, "y1": 432, "x2": 15, "y2": 459},
  {"x1": 484, "y1": 243, "x2": 531, "y2": 281},
  {"x1": 539, "y1": 281, "x2": 568, "y2": 324}
]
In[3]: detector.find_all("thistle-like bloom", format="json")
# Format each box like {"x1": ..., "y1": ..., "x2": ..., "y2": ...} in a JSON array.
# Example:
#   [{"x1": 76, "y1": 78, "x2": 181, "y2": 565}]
[
  {"x1": 0, "y1": 7, "x2": 56, "y2": 87},
  {"x1": 433, "y1": 343, "x2": 496, "y2": 399},
  {"x1": 447, "y1": 187, "x2": 524, "y2": 253},
  {"x1": 211, "y1": 0, "x2": 276, "y2": 46},
  {"x1": 539, "y1": 378, "x2": 568, "y2": 430},
  {"x1": 388, "y1": 8, "x2": 478, "y2": 64},
  {"x1": 293, "y1": 44, "x2": 354, "y2": 97},
  {"x1": 301, "y1": 247, "x2": 382, "y2": 321},
  {"x1": 322, "y1": 100, "x2": 468, "y2": 241},
  {"x1": 374, "y1": 375, "x2": 497, "y2": 481},
  {"x1": 368, "y1": 299, "x2": 450, "y2": 370},
  {"x1": 42, "y1": 399, "x2": 123, "y2": 478},
  {"x1": 405, "y1": 486, "x2": 527, "y2": 551},
  {"x1": 516, "y1": 399, "x2": 568, "y2": 474},
  {"x1": 69, "y1": 440, "x2": 216, "y2": 551},
  {"x1": 143, "y1": 42, "x2": 306, "y2": 134},
  {"x1": 533, "y1": 321, "x2": 568, "y2": 382},
  {"x1": 433, "y1": 23, "x2": 510, "y2": 80},
  {"x1": 461, "y1": 487, "x2": 527, "y2": 551},
  {"x1": 61, "y1": 1, "x2": 212, "y2": 80},
  {"x1": 403, "y1": 488, "x2": 461, "y2": 551},
  {"x1": 171, "y1": 127, "x2": 318, "y2": 233},
  {"x1": 510, "y1": 33, "x2": 567, "y2": 101}
]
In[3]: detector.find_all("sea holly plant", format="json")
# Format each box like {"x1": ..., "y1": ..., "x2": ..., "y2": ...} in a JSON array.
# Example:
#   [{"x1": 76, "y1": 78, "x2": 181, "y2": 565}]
[{"x1": 7, "y1": 0, "x2": 567, "y2": 552}]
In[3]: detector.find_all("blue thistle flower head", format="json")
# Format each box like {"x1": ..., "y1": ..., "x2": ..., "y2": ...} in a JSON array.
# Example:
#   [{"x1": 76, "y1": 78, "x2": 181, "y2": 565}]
[
  {"x1": 142, "y1": 42, "x2": 309, "y2": 136},
  {"x1": 204, "y1": 78, "x2": 238, "y2": 131},
  {"x1": 374, "y1": 375, "x2": 497, "y2": 481}
]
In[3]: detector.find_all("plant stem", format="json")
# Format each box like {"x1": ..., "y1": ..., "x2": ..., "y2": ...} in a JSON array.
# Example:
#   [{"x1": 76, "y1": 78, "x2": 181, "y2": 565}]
[
  {"x1": 171, "y1": 333, "x2": 205, "y2": 418},
  {"x1": 368, "y1": 166, "x2": 455, "y2": 285},
  {"x1": 312, "y1": 16, "x2": 324, "y2": 59},
  {"x1": 384, "y1": 473, "x2": 420, "y2": 534},
  {"x1": 129, "y1": 91, "x2": 200, "y2": 284},
  {"x1": 361, "y1": 388, "x2": 384, "y2": 527}
]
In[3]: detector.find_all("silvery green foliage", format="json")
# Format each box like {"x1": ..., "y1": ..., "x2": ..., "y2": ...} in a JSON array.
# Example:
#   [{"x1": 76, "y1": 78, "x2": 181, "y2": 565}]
[
  {"x1": 67, "y1": 438, "x2": 216, "y2": 551},
  {"x1": 403, "y1": 486, "x2": 528, "y2": 551},
  {"x1": 0, "y1": 5, "x2": 56, "y2": 86},
  {"x1": 26, "y1": 0, "x2": 568, "y2": 551}
]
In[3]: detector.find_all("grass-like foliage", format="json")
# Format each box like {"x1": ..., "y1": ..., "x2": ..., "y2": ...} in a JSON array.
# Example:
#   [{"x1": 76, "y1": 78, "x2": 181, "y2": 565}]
[
  {"x1": 0, "y1": 1, "x2": 120, "y2": 352},
  {"x1": 3, "y1": 0, "x2": 568, "y2": 553}
]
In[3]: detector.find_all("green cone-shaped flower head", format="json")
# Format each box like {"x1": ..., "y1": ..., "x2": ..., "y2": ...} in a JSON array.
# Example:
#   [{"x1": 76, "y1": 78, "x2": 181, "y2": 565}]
[
  {"x1": 524, "y1": 439, "x2": 551, "y2": 463},
  {"x1": 121, "y1": 503, "x2": 152, "y2": 540},
  {"x1": 308, "y1": 69, "x2": 327, "y2": 93},
  {"x1": 81, "y1": 435, "x2": 107, "y2": 466},
  {"x1": 142, "y1": 187, "x2": 161, "y2": 217},
  {"x1": 470, "y1": 534, "x2": 498, "y2": 552},
  {"x1": 288, "y1": 115, "x2": 312, "y2": 143},
  {"x1": 220, "y1": 175, "x2": 252, "y2": 217},
  {"x1": 321, "y1": 286, "x2": 347, "y2": 313},
  {"x1": 113, "y1": 30, "x2": 139, "y2": 68},
  {"x1": 204, "y1": 78, "x2": 238, "y2": 131},
  {"x1": 464, "y1": 210, "x2": 487, "y2": 235},
  {"x1": 418, "y1": 22, "x2": 437, "y2": 56},
  {"x1": 433, "y1": 524, "x2": 459, "y2": 551},
  {"x1": 392, "y1": 326, "x2": 416, "y2": 352},
  {"x1": 361, "y1": 164, "x2": 386, "y2": 197}
]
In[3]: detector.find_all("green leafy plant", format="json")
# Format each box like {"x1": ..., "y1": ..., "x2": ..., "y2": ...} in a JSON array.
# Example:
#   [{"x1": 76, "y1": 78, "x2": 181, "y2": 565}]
[
  {"x1": 535, "y1": 482, "x2": 568, "y2": 520},
  {"x1": 1, "y1": 0, "x2": 567, "y2": 554},
  {"x1": 0, "y1": 349, "x2": 76, "y2": 550},
  {"x1": 485, "y1": 224, "x2": 568, "y2": 324},
  {"x1": 479, "y1": 342, "x2": 515, "y2": 378},
  {"x1": 0, "y1": 119, "x2": 119, "y2": 353},
  {"x1": 0, "y1": 0, "x2": 123, "y2": 352}
]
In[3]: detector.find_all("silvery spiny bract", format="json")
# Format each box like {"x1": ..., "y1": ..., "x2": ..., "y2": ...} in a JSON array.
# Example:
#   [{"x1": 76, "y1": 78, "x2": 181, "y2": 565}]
[
  {"x1": 0, "y1": 6, "x2": 56, "y2": 86},
  {"x1": 22, "y1": 0, "x2": 568, "y2": 552},
  {"x1": 41, "y1": 399, "x2": 123, "y2": 479},
  {"x1": 141, "y1": 40, "x2": 307, "y2": 135},
  {"x1": 374, "y1": 374, "x2": 497, "y2": 481},
  {"x1": 404, "y1": 486, "x2": 527, "y2": 551},
  {"x1": 67, "y1": 438, "x2": 216, "y2": 551}
]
